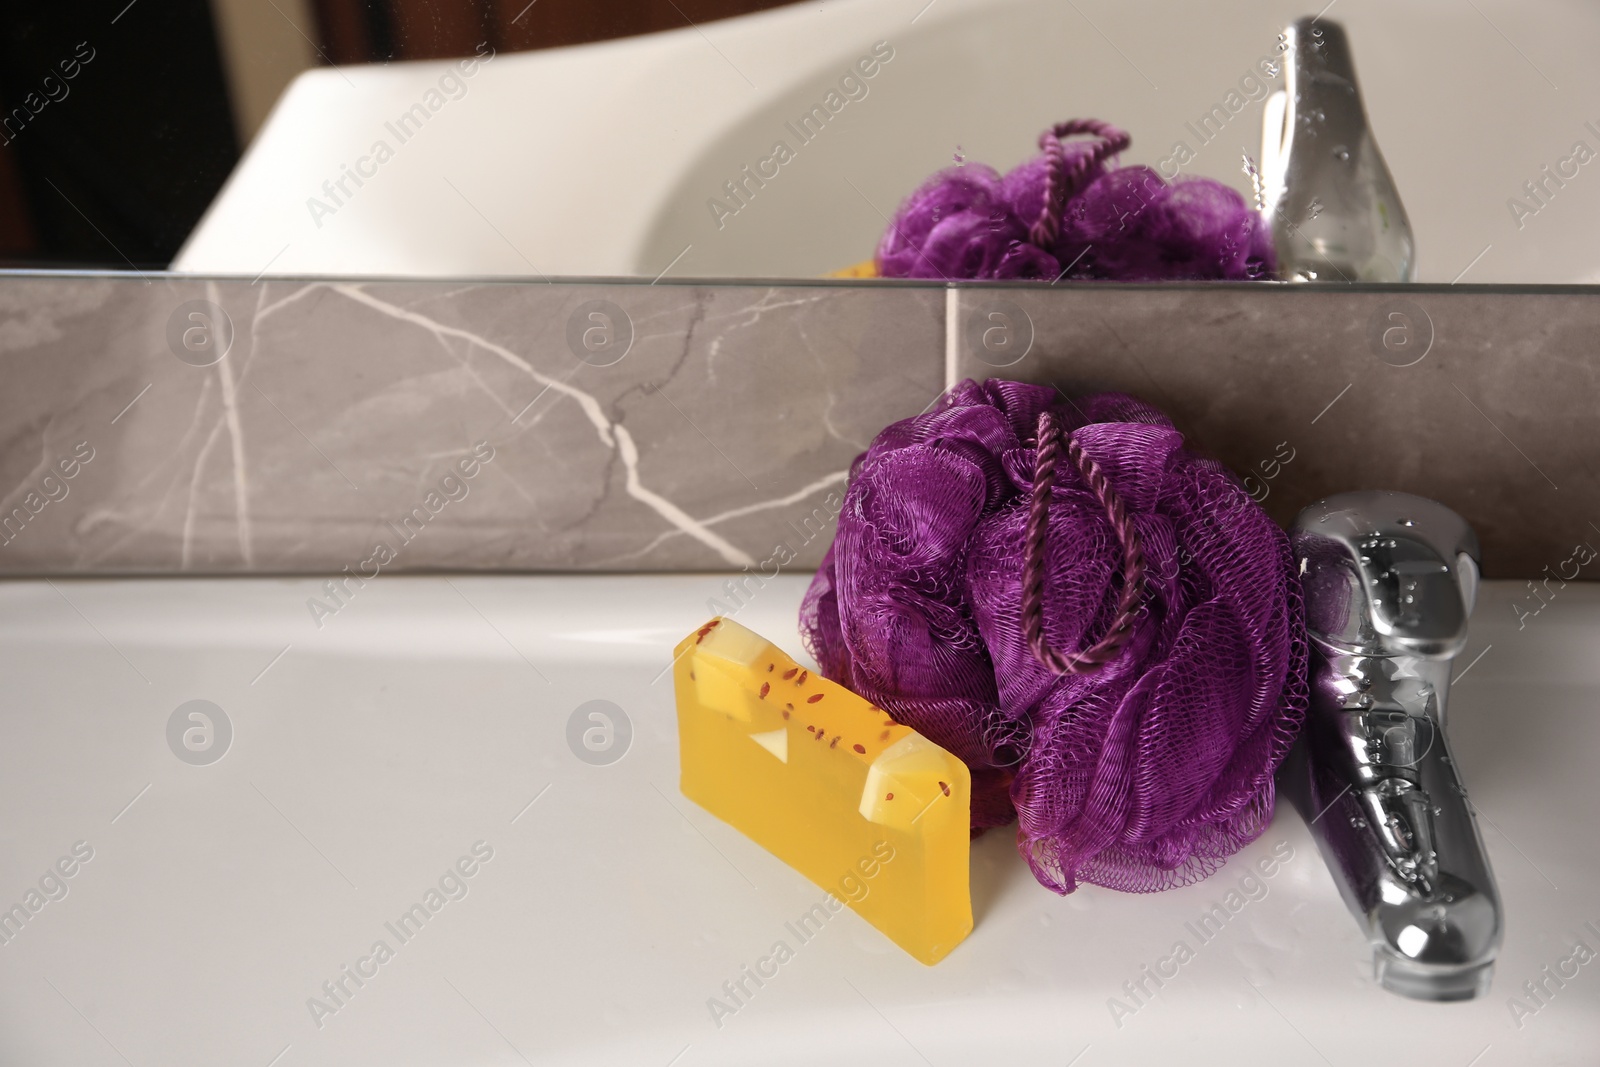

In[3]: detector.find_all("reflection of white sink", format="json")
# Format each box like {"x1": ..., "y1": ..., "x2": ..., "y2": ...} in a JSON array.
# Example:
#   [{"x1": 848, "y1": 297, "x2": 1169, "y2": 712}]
[
  {"x1": 177, "y1": 0, "x2": 1600, "y2": 283},
  {"x1": 2, "y1": 574, "x2": 1596, "y2": 1063}
]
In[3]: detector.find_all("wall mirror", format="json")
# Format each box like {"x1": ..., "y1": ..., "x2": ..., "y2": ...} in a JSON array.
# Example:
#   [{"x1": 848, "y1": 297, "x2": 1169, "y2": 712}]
[{"x1": 4, "y1": 0, "x2": 1595, "y2": 283}]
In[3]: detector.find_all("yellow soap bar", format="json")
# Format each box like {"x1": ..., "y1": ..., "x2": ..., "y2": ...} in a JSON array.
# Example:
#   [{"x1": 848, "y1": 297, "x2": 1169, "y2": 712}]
[
  {"x1": 826, "y1": 259, "x2": 879, "y2": 278},
  {"x1": 673, "y1": 617, "x2": 972, "y2": 964}
]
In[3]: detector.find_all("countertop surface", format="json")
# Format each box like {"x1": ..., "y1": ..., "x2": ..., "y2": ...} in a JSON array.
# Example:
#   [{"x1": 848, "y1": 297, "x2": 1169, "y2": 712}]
[{"x1": 0, "y1": 574, "x2": 1595, "y2": 1065}]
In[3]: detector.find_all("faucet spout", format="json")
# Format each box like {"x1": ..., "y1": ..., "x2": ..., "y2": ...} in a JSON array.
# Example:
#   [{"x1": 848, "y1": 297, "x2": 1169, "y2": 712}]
[{"x1": 1290, "y1": 491, "x2": 1501, "y2": 1001}]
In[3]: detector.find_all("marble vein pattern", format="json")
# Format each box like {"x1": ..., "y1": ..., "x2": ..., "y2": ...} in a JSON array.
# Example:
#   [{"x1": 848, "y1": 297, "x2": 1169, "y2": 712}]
[
  {"x1": 0, "y1": 277, "x2": 944, "y2": 574},
  {"x1": 4, "y1": 275, "x2": 1595, "y2": 580}
]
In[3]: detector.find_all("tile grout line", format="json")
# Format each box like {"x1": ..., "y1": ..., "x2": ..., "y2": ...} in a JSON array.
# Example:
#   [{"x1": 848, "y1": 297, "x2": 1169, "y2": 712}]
[{"x1": 944, "y1": 287, "x2": 960, "y2": 391}]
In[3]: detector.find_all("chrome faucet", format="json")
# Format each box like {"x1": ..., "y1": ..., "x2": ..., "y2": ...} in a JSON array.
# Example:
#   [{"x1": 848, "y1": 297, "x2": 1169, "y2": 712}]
[
  {"x1": 1289, "y1": 491, "x2": 1501, "y2": 1001},
  {"x1": 1260, "y1": 18, "x2": 1415, "y2": 281}
]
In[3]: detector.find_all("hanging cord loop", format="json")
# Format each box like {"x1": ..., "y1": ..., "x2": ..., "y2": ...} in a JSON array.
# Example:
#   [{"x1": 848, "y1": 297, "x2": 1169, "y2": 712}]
[
  {"x1": 1027, "y1": 119, "x2": 1132, "y2": 249},
  {"x1": 1021, "y1": 410, "x2": 1147, "y2": 674}
]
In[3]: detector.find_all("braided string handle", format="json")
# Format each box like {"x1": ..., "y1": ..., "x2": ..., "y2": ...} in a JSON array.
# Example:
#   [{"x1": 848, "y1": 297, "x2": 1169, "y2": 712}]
[
  {"x1": 1027, "y1": 119, "x2": 1133, "y2": 249},
  {"x1": 1021, "y1": 410, "x2": 1147, "y2": 674}
]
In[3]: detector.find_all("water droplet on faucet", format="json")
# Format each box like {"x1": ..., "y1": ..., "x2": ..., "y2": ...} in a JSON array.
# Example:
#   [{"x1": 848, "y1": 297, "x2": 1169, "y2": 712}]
[{"x1": 1333, "y1": 145, "x2": 1350, "y2": 162}]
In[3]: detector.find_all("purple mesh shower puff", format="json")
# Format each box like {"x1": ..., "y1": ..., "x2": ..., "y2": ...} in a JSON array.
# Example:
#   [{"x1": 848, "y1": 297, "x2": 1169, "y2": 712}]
[
  {"x1": 875, "y1": 119, "x2": 1275, "y2": 282},
  {"x1": 800, "y1": 380, "x2": 1308, "y2": 894}
]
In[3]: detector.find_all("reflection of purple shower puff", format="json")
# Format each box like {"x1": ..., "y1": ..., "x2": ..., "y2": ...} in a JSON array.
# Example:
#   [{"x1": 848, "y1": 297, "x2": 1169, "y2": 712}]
[{"x1": 876, "y1": 120, "x2": 1274, "y2": 281}]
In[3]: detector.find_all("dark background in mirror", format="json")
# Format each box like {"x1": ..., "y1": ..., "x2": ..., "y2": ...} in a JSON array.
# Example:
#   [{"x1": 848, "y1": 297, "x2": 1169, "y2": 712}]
[{"x1": 0, "y1": 0, "x2": 790, "y2": 269}]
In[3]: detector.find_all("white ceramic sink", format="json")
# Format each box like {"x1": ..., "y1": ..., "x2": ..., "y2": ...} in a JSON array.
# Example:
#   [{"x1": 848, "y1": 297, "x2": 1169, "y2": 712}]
[{"x1": 0, "y1": 574, "x2": 1596, "y2": 1064}]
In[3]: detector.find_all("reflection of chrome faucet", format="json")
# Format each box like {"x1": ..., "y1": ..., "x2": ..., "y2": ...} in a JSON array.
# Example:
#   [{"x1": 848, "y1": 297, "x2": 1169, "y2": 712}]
[
  {"x1": 1289, "y1": 491, "x2": 1501, "y2": 1001},
  {"x1": 1261, "y1": 18, "x2": 1415, "y2": 281}
]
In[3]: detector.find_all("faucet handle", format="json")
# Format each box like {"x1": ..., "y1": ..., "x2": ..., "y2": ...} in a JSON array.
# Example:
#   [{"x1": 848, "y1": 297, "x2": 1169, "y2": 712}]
[
  {"x1": 1261, "y1": 17, "x2": 1416, "y2": 281},
  {"x1": 1291, "y1": 491, "x2": 1480, "y2": 659},
  {"x1": 1356, "y1": 533, "x2": 1469, "y2": 658}
]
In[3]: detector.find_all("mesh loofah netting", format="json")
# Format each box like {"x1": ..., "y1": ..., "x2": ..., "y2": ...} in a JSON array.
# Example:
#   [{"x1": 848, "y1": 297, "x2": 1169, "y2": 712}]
[
  {"x1": 800, "y1": 380, "x2": 1308, "y2": 894},
  {"x1": 875, "y1": 119, "x2": 1274, "y2": 282}
]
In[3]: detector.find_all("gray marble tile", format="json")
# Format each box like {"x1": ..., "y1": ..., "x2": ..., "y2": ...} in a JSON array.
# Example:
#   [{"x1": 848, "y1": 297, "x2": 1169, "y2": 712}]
[
  {"x1": 951, "y1": 285, "x2": 1600, "y2": 579},
  {"x1": 4, "y1": 275, "x2": 1596, "y2": 580},
  {"x1": 0, "y1": 276, "x2": 943, "y2": 575}
]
